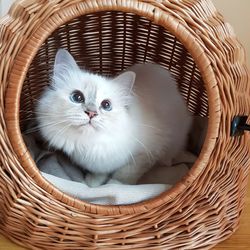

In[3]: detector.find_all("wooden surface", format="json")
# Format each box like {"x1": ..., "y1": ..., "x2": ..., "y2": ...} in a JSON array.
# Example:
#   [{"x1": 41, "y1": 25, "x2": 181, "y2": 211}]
[{"x1": 0, "y1": 179, "x2": 249, "y2": 250}]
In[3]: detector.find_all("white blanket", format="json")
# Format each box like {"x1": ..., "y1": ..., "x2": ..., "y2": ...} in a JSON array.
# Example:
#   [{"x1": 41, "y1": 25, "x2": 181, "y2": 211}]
[{"x1": 23, "y1": 133, "x2": 198, "y2": 205}]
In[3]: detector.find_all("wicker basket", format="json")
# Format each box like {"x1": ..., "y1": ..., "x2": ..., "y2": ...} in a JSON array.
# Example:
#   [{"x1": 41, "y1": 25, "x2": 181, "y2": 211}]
[{"x1": 0, "y1": 0, "x2": 250, "y2": 249}]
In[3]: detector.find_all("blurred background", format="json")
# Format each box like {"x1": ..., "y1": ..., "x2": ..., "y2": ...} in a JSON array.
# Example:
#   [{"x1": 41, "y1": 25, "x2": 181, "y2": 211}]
[
  {"x1": 213, "y1": 0, "x2": 250, "y2": 63},
  {"x1": 0, "y1": 0, "x2": 249, "y2": 62}
]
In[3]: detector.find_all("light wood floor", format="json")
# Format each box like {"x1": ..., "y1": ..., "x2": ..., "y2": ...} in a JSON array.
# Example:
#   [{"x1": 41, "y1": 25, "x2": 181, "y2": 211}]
[{"x1": 0, "y1": 181, "x2": 250, "y2": 250}]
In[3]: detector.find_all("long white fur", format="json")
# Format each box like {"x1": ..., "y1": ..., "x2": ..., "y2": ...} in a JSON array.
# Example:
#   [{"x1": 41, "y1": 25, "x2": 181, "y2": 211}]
[{"x1": 36, "y1": 49, "x2": 192, "y2": 186}]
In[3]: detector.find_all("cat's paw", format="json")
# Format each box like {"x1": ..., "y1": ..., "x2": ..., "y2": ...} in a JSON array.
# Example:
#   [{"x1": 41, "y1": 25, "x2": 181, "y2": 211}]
[
  {"x1": 106, "y1": 178, "x2": 123, "y2": 185},
  {"x1": 85, "y1": 173, "x2": 108, "y2": 187},
  {"x1": 112, "y1": 171, "x2": 138, "y2": 185}
]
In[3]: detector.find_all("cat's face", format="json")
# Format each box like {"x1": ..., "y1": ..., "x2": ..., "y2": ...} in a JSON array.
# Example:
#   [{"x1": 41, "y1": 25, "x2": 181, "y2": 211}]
[{"x1": 37, "y1": 49, "x2": 136, "y2": 137}]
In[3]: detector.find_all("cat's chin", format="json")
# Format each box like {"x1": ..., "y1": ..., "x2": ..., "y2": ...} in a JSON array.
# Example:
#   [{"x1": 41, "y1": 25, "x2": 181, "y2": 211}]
[{"x1": 72, "y1": 121, "x2": 100, "y2": 132}]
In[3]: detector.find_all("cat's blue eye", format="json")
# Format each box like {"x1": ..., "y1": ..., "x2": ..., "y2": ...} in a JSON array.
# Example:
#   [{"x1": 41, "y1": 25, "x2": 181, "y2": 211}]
[
  {"x1": 101, "y1": 99, "x2": 112, "y2": 111},
  {"x1": 70, "y1": 90, "x2": 85, "y2": 103}
]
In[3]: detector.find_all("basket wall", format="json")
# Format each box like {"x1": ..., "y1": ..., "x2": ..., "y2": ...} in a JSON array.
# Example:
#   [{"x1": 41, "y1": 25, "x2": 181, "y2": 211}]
[{"x1": 0, "y1": 0, "x2": 250, "y2": 249}]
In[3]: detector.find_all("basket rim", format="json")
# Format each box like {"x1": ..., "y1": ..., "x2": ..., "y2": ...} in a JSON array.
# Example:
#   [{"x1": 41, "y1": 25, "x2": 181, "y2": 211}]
[{"x1": 4, "y1": 0, "x2": 220, "y2": 215}]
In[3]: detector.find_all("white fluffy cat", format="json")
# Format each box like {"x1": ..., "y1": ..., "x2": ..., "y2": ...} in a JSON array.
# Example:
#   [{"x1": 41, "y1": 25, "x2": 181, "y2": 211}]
[{"x1": 36, "y1": 49, "x2": 192, "y2": 187}]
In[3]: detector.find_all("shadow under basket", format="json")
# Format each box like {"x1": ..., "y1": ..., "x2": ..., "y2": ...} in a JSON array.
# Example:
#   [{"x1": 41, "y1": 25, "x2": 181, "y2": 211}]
[{"x1": 0, "y1": 0, "x2": 250, "y2": 249}]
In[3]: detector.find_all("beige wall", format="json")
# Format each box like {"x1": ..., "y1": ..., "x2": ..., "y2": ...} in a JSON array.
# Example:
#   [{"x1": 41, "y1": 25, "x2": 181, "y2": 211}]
[
  {"x1": 0, "y1": 0, "x2": 13, "y2": 17},
  {"x1": 0, "y1": 0, "x2": 249, "y2": 62},
  {"x1": 213, "y1": 0, "x2": 250, "y2": 63}
]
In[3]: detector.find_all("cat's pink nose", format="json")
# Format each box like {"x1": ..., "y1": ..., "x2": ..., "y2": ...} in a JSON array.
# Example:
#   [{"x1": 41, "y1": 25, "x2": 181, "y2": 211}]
[{"x1": 85, "y1": 110, "x2": 97, "y2": 119}]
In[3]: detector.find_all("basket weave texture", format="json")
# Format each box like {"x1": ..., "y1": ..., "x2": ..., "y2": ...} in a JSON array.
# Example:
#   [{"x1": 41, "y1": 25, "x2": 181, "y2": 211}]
[{"x1": 0, "y1": 0, "x2": 250, "y2": 249}]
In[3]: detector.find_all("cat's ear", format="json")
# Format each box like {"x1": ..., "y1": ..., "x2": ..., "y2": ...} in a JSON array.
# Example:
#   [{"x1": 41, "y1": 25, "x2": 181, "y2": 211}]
[
  {"x1": 54, "y1": 49, "x2": 79, "y2": 73},
  {"x1": 113, "y1": 71, "x2": 136, "y2": 92}
]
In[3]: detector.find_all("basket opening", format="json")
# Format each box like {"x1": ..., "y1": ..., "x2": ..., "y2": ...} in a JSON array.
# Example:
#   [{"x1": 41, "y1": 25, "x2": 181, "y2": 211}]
[{"x1": 20, "y1": 11, "x2": 208, "y2": 206}]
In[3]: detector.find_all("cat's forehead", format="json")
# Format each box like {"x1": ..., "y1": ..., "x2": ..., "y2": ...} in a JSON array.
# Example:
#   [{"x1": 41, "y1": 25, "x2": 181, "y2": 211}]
[
  {"x1": 83, "y1": 79, "x2": 97, "y2": 96},
  {"x1": 79, "y1": 73, "x2": 114, "y2": 99}
]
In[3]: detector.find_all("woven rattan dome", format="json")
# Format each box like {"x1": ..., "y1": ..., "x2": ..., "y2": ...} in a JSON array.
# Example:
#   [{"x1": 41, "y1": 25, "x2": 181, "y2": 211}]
[{"x1": 0, "y1": 0, "x2": 250, "y2": 249}]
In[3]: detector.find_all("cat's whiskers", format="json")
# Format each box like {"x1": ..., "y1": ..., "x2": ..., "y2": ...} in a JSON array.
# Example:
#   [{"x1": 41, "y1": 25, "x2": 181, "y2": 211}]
[
  {"x1": 127, "y1": 150, "x2": 137, "y2": 167},
  {"x1": 26, "y1": 110, "x2": 70, "y2": 116},
  {"x1": 90, "y1": 119, "x2": 107, "y2": 131},
  {"x1": 95, "y1": 119, "x2": 155, "y2": 162},
  {"x1": 25, "y1": 105, "x2": 81, "y2": 116},
  {"x1": 137, "y1": 123, "x2": 162, "y2": 132},
  {"x1": 24, "y1": 120, "x2": 68, "y2": 134},
  {"x1": 22, "y1": 106, "x2": 86, "y2": 125},
  {"x1": 22, "y1": 115, "x2": 67, "y2": 122},
  {"x1": 130, "y1": 135, "x2": 154, "y2": 163},
  {"x1": 49, "y1": 123, "x2": 72, "y2": 149}
]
